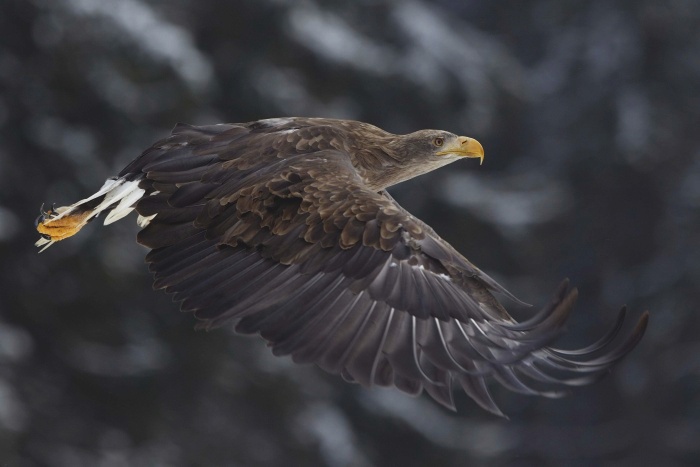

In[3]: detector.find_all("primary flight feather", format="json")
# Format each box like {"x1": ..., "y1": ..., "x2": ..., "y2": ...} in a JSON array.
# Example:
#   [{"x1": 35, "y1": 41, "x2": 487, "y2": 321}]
[{"x1": 35, "y1": 117, "x2": 648, "y2": 415}]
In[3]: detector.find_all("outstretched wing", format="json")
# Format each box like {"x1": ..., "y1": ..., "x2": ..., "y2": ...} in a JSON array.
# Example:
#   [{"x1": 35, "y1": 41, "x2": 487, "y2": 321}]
[{"x1": 129, "y1": 122, "x2": 648, "y2": 415}]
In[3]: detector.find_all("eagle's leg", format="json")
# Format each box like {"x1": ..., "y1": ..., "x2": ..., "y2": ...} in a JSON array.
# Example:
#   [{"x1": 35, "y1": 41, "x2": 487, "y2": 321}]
[
  {"x1": 35, "y1": 205, "x2": 93, "y2": 242},
  {"x1": 34, "y1": 177, "x2": 146, "y2": 251}
]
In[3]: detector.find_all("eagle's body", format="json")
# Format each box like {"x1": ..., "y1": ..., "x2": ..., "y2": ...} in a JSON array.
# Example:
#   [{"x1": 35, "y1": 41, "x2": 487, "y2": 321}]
[{"x1": 36, "y1": 117, "x2": 647, "y2": 415}]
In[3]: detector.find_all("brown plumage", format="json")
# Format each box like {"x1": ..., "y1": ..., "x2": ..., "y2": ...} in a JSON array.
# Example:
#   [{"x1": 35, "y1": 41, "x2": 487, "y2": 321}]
[{"x1": 35, "y1": 117, "x2": 648, "y2": 415}]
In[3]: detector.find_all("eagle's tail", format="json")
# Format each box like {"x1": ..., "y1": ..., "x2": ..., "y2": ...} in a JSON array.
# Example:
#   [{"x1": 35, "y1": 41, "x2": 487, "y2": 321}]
[{"x1": 35, "y1": 176, "x2": 148, "y2": 252}]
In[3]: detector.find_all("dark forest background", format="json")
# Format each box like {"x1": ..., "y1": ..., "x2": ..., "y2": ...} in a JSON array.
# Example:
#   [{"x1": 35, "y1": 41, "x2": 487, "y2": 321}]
[{"x1": 1, "y1": 0, "x2": 699, "y2": 465}]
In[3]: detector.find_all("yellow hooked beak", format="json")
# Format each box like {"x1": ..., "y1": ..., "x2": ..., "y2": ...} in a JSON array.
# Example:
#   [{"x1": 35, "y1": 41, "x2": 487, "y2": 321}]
[{"x1": 436, "y1": 136, "x2": 485, "y2": 165}]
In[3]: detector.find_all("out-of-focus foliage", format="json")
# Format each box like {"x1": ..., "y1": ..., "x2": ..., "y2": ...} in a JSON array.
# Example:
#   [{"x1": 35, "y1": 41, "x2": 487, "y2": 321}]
[{"x1": 0, "y1": 0, "x2": 698, "y2": 465}]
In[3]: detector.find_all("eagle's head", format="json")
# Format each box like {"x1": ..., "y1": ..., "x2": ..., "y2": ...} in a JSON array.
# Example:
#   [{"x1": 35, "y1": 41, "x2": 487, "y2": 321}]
[
  {"x1": 403, "y1": 129, "x2": 484, "y2": 164},
  {"x1": 363, "y1": 129, "x2": 485, "y2": 190}
]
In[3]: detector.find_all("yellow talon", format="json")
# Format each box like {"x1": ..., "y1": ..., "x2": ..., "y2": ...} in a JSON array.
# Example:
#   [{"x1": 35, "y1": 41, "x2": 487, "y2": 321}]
[{"x1": 36, "y1": 209, "x2": 91, "y2": 242}]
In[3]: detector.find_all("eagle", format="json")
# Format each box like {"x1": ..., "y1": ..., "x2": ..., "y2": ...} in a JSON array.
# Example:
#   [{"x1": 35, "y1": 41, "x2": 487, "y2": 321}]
[{"x1": 35, "y1": 117, "x2": 648, "y2": 415}]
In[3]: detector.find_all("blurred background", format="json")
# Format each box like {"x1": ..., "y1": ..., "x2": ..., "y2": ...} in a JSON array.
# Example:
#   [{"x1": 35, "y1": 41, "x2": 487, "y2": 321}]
[{"x1": 1, "y1": 0, "x2": 698, "y2": 465}]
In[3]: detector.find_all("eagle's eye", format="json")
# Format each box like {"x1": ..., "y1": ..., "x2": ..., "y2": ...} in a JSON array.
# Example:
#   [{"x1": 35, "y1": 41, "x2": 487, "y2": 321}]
[{"x1": 433, "y1": 137, "x2": 444, "y2": 147}]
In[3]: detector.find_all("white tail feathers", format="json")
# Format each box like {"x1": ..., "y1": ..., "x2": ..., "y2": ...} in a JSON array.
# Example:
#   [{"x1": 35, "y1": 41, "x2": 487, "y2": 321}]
[
  {"x1": 137, "y1": 213, "x2": 157, "y2": 228},
  {"x1": 103, "y1": 182, "x2": 146, "y2": 225}
]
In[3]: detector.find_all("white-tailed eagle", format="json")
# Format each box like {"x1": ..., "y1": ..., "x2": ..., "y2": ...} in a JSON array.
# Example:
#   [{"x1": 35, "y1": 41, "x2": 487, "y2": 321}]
[{"x1": 35, "y1": 118, "x2": 648, "y2": 415}]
